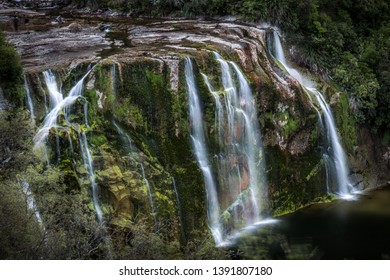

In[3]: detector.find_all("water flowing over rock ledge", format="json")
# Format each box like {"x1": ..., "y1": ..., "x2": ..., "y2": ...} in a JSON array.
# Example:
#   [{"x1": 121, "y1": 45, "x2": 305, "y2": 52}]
[{"x1": 5, "y1": 14, "x2": 389, "y2": 251}]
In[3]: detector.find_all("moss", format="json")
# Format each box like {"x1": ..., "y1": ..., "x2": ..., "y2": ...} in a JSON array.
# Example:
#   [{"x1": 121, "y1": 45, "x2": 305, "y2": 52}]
[
  {"x1": 278, "y1": 111, "x2": 299, "y2": 136},
  {"x1": 115, "y1": 101, "x2": 147, "y2": 129},
  {"x1": 59, "y1": 159, "x2": 72, "y2": 169},
  {"x1": 305, "y1": 159, "x2": 324, "y2": 181},
  {"x1": 84, "y1": 88, "x2": 98, "y2": 112},
  {"x1": 61, "y1": 63, "x2": 90, "y2": 93},
  {"x1": 266, "y1": 144, "x2": 326, "y2": 217},
  {"x1": 309, "y1": 124, "x2": 319, "y2": 144},
  {"x1": 89, "y1": 133, "x2": 108, "y2": 146},
  {"x1": 95, "y1": 57, "x2": 205, "y2": 240}
]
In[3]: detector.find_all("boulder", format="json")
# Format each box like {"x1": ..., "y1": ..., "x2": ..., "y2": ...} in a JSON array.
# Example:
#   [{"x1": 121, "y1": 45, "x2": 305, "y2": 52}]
[{"x1": 68, "y1": 22, "x2": 82, "y2": 33}]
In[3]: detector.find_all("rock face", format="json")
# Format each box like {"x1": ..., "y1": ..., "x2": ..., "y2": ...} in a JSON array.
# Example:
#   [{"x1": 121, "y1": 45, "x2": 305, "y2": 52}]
[
  {"x1": 6, "y1": 23, "x2": 109, "y2": 71},
  {"x1": 68, "y1": 22, "x2": 82, "y2": 32},
  {"x1": 15, "y1": 16, "x2": 389, "y2": 245}
]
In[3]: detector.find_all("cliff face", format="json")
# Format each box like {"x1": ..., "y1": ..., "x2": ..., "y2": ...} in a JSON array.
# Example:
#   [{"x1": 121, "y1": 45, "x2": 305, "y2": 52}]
[{"x1": 5, "y1": 16, "x2": 389, "y2": 251}]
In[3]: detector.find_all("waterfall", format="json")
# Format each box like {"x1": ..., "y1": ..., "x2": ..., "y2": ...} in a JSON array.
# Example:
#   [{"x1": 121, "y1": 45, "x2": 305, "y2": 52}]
[
  {"x1": 19, "y1": 179, "x2": 43, "y2": 226},
  {"x1": 24, "y1": 77, "x2": 35, "y2": 119},
  {"x1": 313, "y1": 90, "x2": 351, "y2": 195},
  {"x1": 54, "y1": 126, "x2": 61, "y2": 164},
  {"x1": 80, "y1": 132, "x2": 103, "y2": 223},
  {"x1": 270, "y1": 30, "x2": 353, "y2": 197},
  {"x1": 215, "y1": 52, "x2": 266, "y2": 219},
  {"x1": 36, "y1": 75, "x2": 49, "y2": 113},
  {"x1": 34, "y1": 69, "x2": 92, "y2": 148},
  {"x1": 185, "y1": 57, "x2": 223, "y2": 244},
  {"x1": 34, "y1": 67, "x2": 105, "y2": 222},
  {"x1": 186, "y1": 55, "x2": 268, "y2": 244},
  {"x1": 201, "y1": 73, "x2": 224, "y2": 140},
  {"x1": 113, "y1": 120, "x2": 160, "y2": 230},
  {"x1": 141, "y1": 164, "x2": 157, "y2": 229},
  {"x1": 112, "y1": 120, "x2": 134, "y2": 153},
  {"x1": 43, "y1": 70, "x2": 63, "y2": 108},
  {"x1": 83, "y1": 101, "x2": 89, "y2": 127},
  {"x1": 229, "y1": 60, "x2": 265, "y2": 220},
  {"x1": 110, "y1": 64, "x2": 117, "y2": 93}
]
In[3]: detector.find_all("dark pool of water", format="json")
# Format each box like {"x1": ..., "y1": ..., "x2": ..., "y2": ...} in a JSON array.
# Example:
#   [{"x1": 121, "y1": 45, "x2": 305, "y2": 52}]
[{"x1": 233, "y1": 186, "x2": 390, "y2": 259}]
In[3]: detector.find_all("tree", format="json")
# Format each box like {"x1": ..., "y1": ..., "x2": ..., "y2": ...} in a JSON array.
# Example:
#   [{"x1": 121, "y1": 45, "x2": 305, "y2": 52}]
[{"x1": 0, "y1": 31, "x2": 24, "y2": 106}]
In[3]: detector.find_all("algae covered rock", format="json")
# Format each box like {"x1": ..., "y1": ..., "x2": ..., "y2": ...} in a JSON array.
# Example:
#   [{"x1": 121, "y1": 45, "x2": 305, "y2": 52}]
[{"x1": 18, "y1": 18, "x2": 381, "y2": 250}]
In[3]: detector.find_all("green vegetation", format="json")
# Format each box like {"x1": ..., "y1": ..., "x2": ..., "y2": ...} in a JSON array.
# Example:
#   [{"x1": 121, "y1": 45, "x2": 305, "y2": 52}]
[
  {"x1": 0, "y1": 105, "x2": 110, "y2": 259},
  {"x1": 0, "y1": 31, "x2": 24, "y2": 105},
  {"x1": 1, "y1": 0, "x2": 389, "y2": 259},
  {"x1": 0, "y1": 102, "x2": 223, "y2": 260}
]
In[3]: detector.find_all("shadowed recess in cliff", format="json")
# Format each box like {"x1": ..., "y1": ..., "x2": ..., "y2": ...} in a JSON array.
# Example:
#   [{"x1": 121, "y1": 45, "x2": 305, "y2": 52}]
[{"x1": 185, "y1": 54, "x2": 269, "y2": 246}]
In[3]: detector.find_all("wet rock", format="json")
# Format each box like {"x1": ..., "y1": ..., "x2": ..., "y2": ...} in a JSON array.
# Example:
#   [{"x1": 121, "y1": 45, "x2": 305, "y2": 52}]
[
  {"x1": 6, "y1": 24, "x2": 109, "y2": 71},
  {"x1": 96, "y1": 153, "x2": 135, "y2": 220},
  {"x1": 289, "y1": 130, "x2": 310, "y2": 155},
  {"x1": 349, "y1": 173, "x2": 364, "y2": 190},
  {"x1": 166, "y1": 58, "x2": 180, "y2": 92},
  {"x1": 68, "y1": 22, "x2": 82, "y2": 32}
]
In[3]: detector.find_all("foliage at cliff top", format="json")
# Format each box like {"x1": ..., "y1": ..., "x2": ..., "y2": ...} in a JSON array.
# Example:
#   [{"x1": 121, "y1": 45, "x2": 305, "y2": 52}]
[
  {"x1": 0, "y1": 31, "x2": 24, "y2": 105},
  {"x1": 70, "y1": 0, "x2": 390, "y2": 132}
]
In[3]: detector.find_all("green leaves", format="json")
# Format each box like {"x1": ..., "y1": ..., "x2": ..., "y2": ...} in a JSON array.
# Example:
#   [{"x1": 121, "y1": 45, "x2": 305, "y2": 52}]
[
  {"x1": 333, "y1": 52, "x2": 379, "y2": 123},
  {"x1": 0, "y1": 31, "x2": 23, "y2": 106},
  {"x1": 238, "y1": 0, "x2": 268, "y2": 21}
]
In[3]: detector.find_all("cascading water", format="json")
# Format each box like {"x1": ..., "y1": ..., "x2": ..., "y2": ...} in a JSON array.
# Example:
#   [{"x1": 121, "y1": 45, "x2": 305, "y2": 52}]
[
  {"x1": 172, "y1": 177, "x2": 185, "y2": 241},
  {"x1": 111, "y1": 64, "x2": 117, "y2": 92},
  {"x1": 83, "y1": 102, "x2": 89, "y2": 127},
  {"x1": 113, "y1": 120, "x2": 156, "y2": 222},
  {"x1": 67, "y1": 130, "x2": 75, "y2": 161},
  {"x1": 270, "y1": 30, "x2": 353, "y2": 197},
  {"x1": 34, "y1": 68, "x2": 92, "y2": 148},
  {"x1": 19, "y1": 179, "x2": 43, "y2": 226},
  {"x1": 185, "y1": 57, "x2": 223, "y2": 244},
  {"x1": 201, "y1": 73, "x2": 223, "y2": 140},
  {"x1": 141, "y1": 164, "x2": 157, "y2": 229},
  {"x1": 34, "y1": 67, "x2": 105, "y2": 222},
  {"x1": 24, "y1": 77, "x2": 35, "y2": 119},
  {"x1": 80, "y1": 132, "x2": 103, "y2": 223},
  {"x1": 43, "y1": 70, "x2": 63, "y2": 108},
  {"x1": 112, "y1": 120, "x2": 134, "y2": 153},
  {"x1": 185, "y1": 55, "x2": 267, "y2": 245},
  {"x1": 36, "y1": 75, "x2": 49, "y2": 113},
  {"x1": 113, "y1": 120, "x2": 181, "y2": 231},
  {"x1": 212, "y1": 52, "x2": 266, "y2": 223},
  {"x1": 313, "y1": 89, "x2": 351, "y2": 195}
]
